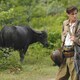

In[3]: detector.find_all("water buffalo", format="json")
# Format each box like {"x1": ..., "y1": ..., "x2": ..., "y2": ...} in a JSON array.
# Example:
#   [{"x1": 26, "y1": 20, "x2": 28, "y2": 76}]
[{"x1": 0, "y1": 26, "x2": 48, "y2": 62}]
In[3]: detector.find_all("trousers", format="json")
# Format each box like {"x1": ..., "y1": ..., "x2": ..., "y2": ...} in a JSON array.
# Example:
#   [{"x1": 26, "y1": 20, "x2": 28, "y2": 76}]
[{"x1": 55, "y1": 57, "x2": 78, "y2": 80}]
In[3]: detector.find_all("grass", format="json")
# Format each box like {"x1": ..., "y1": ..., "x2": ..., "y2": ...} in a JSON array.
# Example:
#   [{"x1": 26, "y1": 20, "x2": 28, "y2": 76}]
[{"x1": 0, "y1": 56, "x2": 58, "y2": 80}]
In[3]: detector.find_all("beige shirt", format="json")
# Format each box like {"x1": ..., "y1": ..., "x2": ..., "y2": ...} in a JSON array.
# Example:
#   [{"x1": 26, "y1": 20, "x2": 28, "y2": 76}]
[{"x1": 64, "y1": 23, "x2": 75, "y2": 46}]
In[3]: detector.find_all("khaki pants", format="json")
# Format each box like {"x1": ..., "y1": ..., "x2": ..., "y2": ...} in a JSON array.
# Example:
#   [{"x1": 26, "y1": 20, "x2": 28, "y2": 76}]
[{"x1": 55, "y1": 57, "x2": 78, "y2": 80}]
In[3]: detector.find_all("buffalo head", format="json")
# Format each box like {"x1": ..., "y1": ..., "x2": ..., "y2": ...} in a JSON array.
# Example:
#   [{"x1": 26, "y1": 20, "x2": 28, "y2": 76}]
[{"x1": 39, "y1": 31, "x2": 49, "y2": 47}]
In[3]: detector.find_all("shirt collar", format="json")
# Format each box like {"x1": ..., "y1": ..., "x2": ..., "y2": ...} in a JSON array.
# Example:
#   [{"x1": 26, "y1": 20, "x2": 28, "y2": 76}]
[{"x1": 66, "y1": 19, "x2": 79, "y2": 27}]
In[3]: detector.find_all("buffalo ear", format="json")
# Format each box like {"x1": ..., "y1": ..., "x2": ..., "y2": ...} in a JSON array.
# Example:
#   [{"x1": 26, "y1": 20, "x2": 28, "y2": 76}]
[
  {"x1": 38, "y1": 30, "x2": 47, "y2": 37},
  {"x1": 41, "y1": 30, "x2": 47, "y2": 35},
  {"x1": 40, "y1": 30, "x2": 47, "y2": 37}
]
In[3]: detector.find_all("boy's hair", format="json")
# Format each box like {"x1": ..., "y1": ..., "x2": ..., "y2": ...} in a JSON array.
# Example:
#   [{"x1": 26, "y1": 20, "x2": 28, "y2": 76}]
[{"x1": 66, "y1": 6, "x2": 78, "y2": 14}]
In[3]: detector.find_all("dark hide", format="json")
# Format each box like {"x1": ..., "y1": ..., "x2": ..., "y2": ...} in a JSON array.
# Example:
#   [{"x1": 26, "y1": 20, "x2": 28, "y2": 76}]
[{"x1": 0, "y1": 26, "x2": 48, "y2": 62}]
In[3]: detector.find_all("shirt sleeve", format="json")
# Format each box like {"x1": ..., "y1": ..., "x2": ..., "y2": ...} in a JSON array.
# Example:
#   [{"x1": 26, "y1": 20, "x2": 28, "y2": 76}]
[{"x1": 74, "y1": 23, "x2": 80, "y2": 45}]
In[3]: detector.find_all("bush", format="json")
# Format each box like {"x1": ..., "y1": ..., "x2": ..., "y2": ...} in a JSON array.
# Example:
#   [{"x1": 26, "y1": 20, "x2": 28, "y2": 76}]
[{"x1": 0, "y1": 50, "x2": 22, "y2": 71}]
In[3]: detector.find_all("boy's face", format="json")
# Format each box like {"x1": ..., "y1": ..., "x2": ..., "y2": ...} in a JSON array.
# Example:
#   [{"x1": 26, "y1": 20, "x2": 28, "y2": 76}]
[{"x1": 67, "y1": 10, "x2": 78, "y2": 22}]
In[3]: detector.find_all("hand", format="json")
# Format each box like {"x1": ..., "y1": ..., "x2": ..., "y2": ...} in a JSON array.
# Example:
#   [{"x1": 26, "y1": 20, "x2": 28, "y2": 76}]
[{"x1": 70, "y1": 35, "x2": 75, "y2": 41}]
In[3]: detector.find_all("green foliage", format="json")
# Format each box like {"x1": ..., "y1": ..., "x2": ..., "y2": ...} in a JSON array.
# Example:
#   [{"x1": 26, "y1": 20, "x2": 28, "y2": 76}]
[
  {"x1": 48, "y1": 32, "x2": 61, "y2": 49},
  {"x1": 0, "y1": 51, "x2": 22, "y2": 71}
]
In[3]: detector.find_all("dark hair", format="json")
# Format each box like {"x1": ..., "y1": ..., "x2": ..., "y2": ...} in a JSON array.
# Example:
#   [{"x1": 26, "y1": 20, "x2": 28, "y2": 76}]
[{"x1": 66, "y1": 6, "x2": 78, "y2": 14}]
